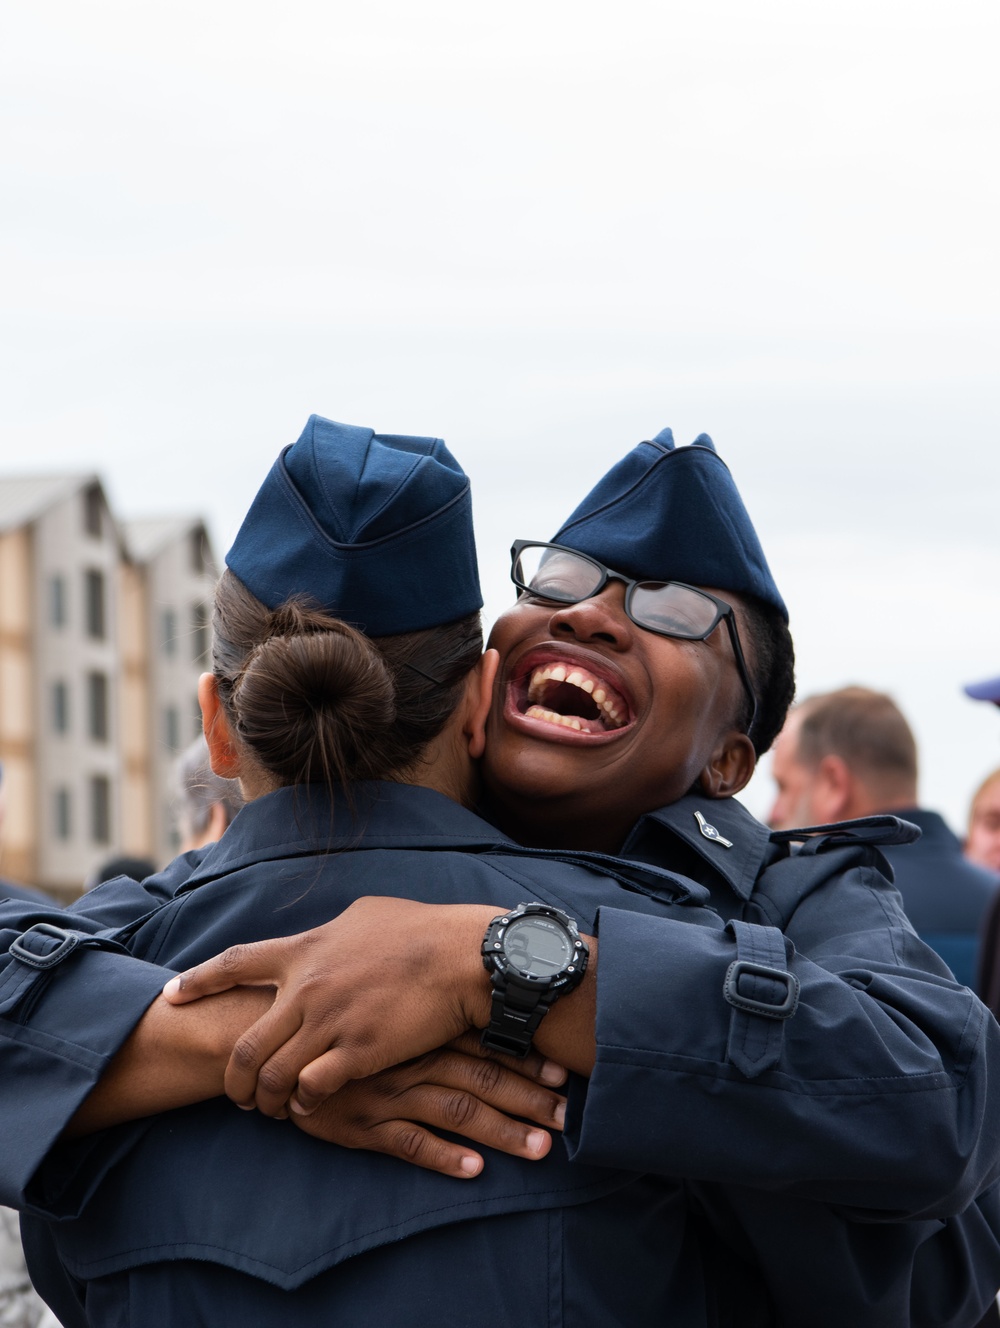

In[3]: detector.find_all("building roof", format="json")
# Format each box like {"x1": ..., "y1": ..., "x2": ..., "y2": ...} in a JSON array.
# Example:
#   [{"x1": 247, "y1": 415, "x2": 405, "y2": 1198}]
[
  {"x1": 123, "y1": 516, "x2": 210, "y2": 562},
  {"x1": 0, "y1": 473, "x2": 99, "y2": 533}
]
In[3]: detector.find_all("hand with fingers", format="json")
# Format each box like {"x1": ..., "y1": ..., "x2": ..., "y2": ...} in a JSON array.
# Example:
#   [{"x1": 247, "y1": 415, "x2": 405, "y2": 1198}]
[
  {"x1": 162, "y1": 897, "x2": 508, "y2": 1116},
  {"x1": 291, "y1": 1032, "x2": 568, "y2": 1179}
]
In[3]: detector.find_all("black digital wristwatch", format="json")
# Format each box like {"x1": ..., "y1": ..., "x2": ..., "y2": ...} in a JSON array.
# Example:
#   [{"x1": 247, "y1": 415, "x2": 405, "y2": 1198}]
[{"x1": 480, "y1": 902, "x2": 590, "y2": 1058}]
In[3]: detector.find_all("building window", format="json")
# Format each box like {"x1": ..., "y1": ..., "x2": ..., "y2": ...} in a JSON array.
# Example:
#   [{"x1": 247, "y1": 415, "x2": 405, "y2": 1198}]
[
  {"x1": 161, "y1": 608, "x2": 177, "y2": 657},
  {"x1": 84, "y1": 569, "x2": 106, "y2": 640},
  {"x1": 90, "y1": 775, "x2": 111, "y2": 844},
  {"x1": 54, "y1": 787, "x2": 72, "y2": 840},
  {"x1": 83, "y1": 484, "x2": 103, "y2": 538},
  {"x1": 87, "y1": 672, "x2": 109, "y2": 742},
  {"x1": 50, "y1": 575, "x2": 67, "y2": 627},
  {"x1": 191, "y1": 602, "x2": 210, "y2": 666},
  {"x1": 190, "y1": 527, "x2": 209, "y2": 576},
  {"x1": 52, "y1": 680, "x2": 70, "y2": 734},
  {"x1": 164, "y1": 705, "x2": 180, "y2": 751}
]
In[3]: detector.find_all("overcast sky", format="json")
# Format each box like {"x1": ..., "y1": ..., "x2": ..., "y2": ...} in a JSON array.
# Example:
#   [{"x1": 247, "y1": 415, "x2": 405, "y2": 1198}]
[{"x1": 3, "y1": 0, "x2": 998, "y2": 829}]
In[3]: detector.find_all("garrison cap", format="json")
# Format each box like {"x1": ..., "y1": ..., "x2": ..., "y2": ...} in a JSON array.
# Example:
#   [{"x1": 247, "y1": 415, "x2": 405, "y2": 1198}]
[
  {"x1": 227, "y1": 415, "x2": 482, "y2": 636},
  {"x1": 964, "y1": 676, "x2": 1000, "y2": 708},
  {"x1": 552, "y1": 428, "x2": 787, "y2": 621}
]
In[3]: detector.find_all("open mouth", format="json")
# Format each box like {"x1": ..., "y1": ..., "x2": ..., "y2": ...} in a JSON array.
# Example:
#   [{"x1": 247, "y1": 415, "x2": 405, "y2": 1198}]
[{"x1": 511, "y1": 657, "x2": 631, "y2": 735}]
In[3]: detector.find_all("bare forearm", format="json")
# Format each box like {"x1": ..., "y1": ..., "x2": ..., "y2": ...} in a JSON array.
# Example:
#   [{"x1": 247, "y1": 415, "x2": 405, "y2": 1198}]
[
  {"x1": 530, "y1": 937, "x2": 598, "y2": 1077},
  {"x1": 65, "y1": 987, "x2": 272, "y2": 1138}
]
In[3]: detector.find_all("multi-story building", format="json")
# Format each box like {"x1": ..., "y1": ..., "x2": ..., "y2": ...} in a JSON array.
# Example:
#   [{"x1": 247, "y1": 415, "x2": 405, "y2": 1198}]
[
  {"x1": 122, "y1": 518, "x2": 218, "y2": 865},
  {"x1": 0, "y1": 474, "x2": 216, "y2": 900}
]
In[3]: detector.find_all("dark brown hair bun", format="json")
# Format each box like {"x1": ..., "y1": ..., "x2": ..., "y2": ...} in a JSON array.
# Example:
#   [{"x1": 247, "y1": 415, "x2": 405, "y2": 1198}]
[{"x1": 231, "y1": 604, "x2": 395, "y2": 788}]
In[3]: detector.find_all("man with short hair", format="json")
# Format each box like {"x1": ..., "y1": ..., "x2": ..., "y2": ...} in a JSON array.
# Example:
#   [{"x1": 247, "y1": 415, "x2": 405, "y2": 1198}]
[{"x1": 769, "y1": 685, "x2": 999, "y2": 987}]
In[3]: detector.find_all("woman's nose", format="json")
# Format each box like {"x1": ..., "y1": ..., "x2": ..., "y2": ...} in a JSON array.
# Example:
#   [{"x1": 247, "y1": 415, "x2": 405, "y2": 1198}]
[{"x1": 547, "y1": 583, "x2": 633, "y2": 648}]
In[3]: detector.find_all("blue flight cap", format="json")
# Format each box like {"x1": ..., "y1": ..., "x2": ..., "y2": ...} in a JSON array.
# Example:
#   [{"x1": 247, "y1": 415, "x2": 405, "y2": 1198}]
[
  {"x1": 964, "y1": 676, "x2": 1000, "y2": 707},
  {"x1": 552, "y1": 428, "x2": 788, "y2": 621},
  {"x1": 227, "y1": 415, "x2": 483, "y2": 636}
]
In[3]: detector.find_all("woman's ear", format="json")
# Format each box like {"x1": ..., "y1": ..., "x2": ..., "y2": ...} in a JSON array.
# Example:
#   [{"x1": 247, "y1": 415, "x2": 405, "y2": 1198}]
[
  {"x1": 698, "y1": 731, "x2": 756, "y2": 799},
  {"x1": 464, "y1": 649, "x2": 500, "y2": 759},
  {"x1": 198, "y1": 673, "x2": 242, "y2": 778}
]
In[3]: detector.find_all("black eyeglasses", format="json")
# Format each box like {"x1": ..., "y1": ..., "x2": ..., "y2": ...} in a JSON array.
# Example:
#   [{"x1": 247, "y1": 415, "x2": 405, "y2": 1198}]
[{"x1": 510, "y1": 540, "x2": 757, "y2": 733}]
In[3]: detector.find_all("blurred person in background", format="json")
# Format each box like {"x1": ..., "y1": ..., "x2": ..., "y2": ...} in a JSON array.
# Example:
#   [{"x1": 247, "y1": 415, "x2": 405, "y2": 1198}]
[
  {"x1": 961, "y1": 683, "x2": 1000, "y2": 1045},
  {"x1": 966, "y1": 769, "x2": 1000, "y2": 876},
  {"x1": 972, "y1": 768, "x2": 1000, "y2": 1020},
  {"x1": 83, "y1": 855, "x2": 158, "y2": 892},
  {"x1": 769, "y1": 685, "x2": 999, "y2": 988},
  {"x1": 965, "y1": 675, "x2": 1000, "y2": 714},
  {"x1": 173, "y1": 734, "x2": 244, "y2": 853}
]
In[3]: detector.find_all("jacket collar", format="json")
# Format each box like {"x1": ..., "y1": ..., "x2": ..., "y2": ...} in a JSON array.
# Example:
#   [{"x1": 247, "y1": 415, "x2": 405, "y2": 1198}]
[
  {"x1": 177, "y1": 783, "x2": 517, "y2": 892},
  {"x1": 620, "y1": 792, "x2": 772, "y2": 901},
  {"x1": 178, "y1": 783, "x2": 770, "y2": 902}
]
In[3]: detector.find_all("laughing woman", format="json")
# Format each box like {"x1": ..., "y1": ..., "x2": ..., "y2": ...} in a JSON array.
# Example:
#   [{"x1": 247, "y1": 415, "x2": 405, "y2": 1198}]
[{"x1": 2, "y1": 417, "x2": 735, "y2": 1328}]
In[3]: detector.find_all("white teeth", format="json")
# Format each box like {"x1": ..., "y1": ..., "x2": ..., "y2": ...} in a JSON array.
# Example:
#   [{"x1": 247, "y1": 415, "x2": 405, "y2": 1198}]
[
  {"x1": 526, "y1": 705, "x2": 584, "y2": 731},
  {"x1": 524, "y1": 663, "x2": 627, "y2": 731}
]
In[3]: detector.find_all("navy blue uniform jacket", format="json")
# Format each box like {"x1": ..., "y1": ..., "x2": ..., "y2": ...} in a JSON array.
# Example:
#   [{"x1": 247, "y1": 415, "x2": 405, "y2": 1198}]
[
  {"x1": 880, "y1": 807, "x2": 1000, "y2": 988},
  {"x1": 2, "y1": 786, "x2": 1000, "y2": 1326}
]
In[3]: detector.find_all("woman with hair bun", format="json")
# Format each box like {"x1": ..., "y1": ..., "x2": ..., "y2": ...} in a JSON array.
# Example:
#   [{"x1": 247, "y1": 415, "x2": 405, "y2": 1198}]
[{"x1": 2, "y1": 416, "x2": 727, "y2": 1328}]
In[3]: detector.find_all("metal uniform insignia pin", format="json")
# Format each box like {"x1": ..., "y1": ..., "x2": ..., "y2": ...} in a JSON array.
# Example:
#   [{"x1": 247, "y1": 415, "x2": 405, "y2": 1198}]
[{"x1": 694, "y1": 810, "x2": 733, "y2": 848}]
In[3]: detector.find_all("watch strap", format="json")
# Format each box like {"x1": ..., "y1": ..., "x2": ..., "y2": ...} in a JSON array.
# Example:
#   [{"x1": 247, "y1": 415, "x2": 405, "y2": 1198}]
[{"x1": 482, "y1": 979, "x2": 557, "y2": 1058}]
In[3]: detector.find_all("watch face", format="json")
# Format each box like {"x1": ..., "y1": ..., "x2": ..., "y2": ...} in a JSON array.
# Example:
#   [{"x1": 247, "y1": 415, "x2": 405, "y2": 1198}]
[{"x1": 502, "y1": 915, "x2": 574, "y2": 978}]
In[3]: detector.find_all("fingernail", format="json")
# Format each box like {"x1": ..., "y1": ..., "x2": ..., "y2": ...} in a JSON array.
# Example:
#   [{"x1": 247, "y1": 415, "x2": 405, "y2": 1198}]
[
  {"x1": 459, "y1": 1156, "x2": 481, "y2": 1176},
  {"x1": 289, "y1": 1098, "x2": 313, "y2": 1116},
  {"x1": 162, "y1": 977, "x2": 181, "y2": 998},
  {"x1": 539, "y1": 1060, "x2": 565, "y2": 1086},
  {"x1": 554, "y1": 1102, "x2": 566, "y2": 1129},
  {"x1": 526, "y1": 1130, "x2": 547, "y2": 1155},
  {"x1": 236, "y1": 1103, "x2": 255, "y2": 1112}
]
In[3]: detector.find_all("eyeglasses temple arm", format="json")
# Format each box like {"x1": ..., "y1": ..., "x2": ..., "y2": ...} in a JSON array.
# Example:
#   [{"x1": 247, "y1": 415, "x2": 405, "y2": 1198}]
[{"x1": 725, "y1": 614, "x2": 758, "y2": 738}]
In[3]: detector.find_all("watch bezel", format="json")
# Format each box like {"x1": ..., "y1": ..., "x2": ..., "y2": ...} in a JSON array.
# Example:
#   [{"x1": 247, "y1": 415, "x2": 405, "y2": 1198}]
[{"x1": 482, "y1": 902, "x2": 588, "y2": 992}]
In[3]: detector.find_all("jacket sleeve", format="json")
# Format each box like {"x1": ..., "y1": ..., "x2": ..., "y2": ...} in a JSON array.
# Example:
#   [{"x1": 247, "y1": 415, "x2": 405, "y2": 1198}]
[
  {"x1": 563, "y1": 854, "x2": 1000, "y2": 1218},
  {"x1": 686, "y1": 1178, "x2": 1000, "y2": 1328},
  {"x1": 0, "y1": 866, "x2": 201, "y2": 1209}
]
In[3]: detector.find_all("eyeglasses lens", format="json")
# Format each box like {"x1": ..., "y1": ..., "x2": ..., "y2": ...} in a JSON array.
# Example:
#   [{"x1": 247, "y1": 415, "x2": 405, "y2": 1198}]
[
  {"x1": 513, "y1": 542, "x2": 755, "y2": 728},
  {"x1": 630, "y1": 583, "x2": 720, "y2": 639},
  {"x1": 516, "y1": 546, "x2": 603, "y2": 602}
]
